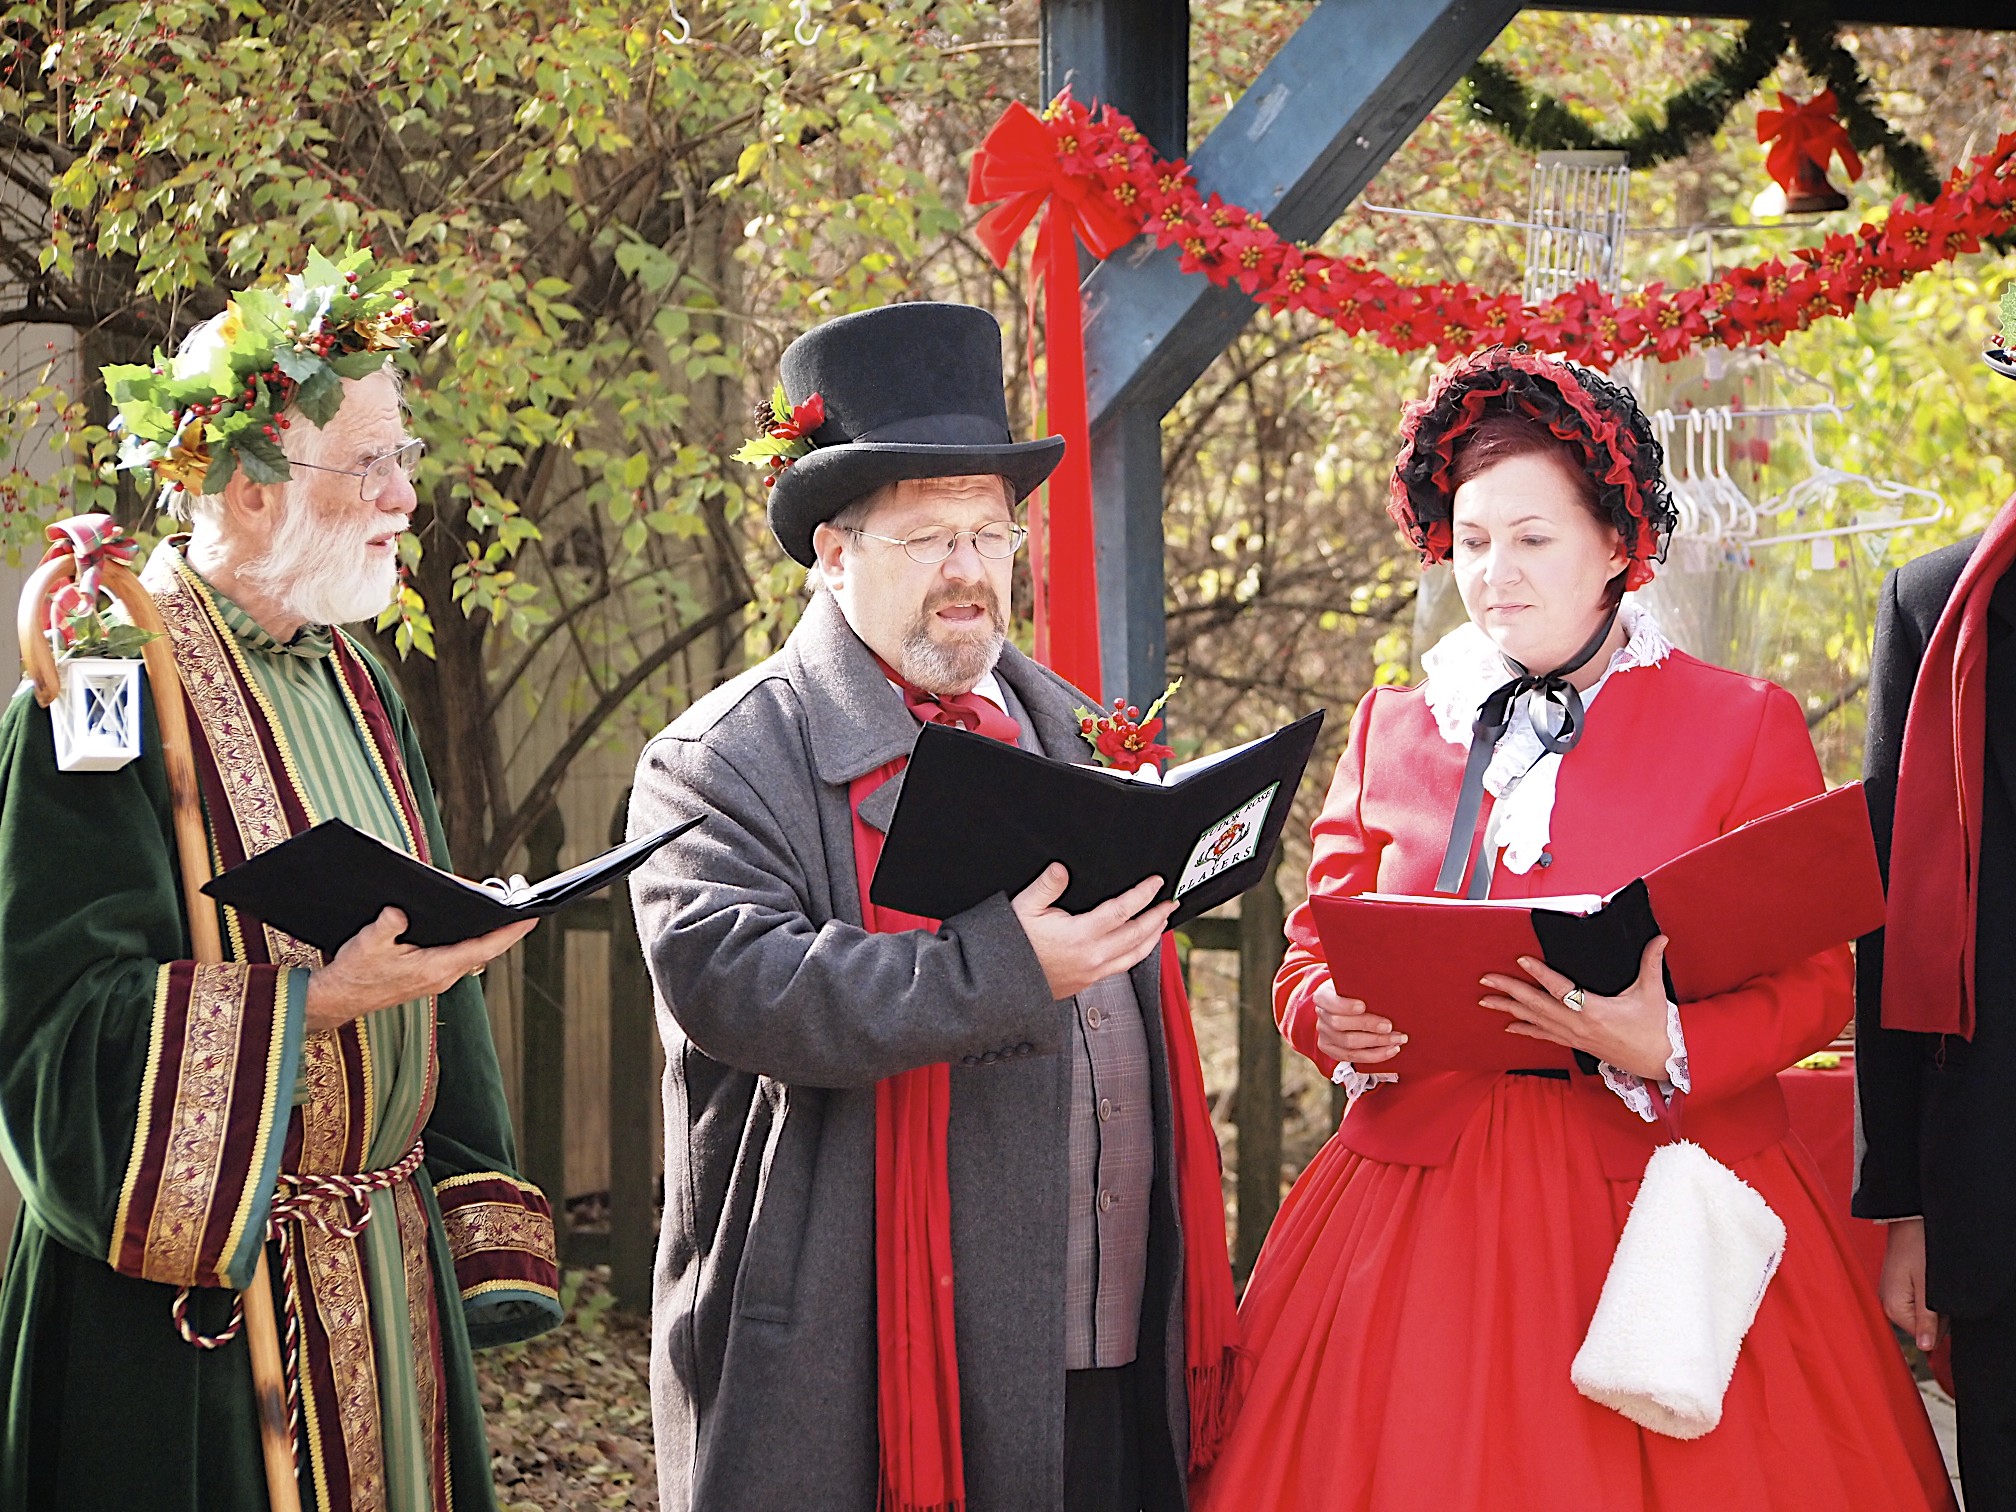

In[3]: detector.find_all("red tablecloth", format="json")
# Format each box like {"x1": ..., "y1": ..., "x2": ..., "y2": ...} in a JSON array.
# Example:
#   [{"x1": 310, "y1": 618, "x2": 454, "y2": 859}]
[{"x1": 1779, "y1": 1058, "x2": 1887, "y2": 1292}]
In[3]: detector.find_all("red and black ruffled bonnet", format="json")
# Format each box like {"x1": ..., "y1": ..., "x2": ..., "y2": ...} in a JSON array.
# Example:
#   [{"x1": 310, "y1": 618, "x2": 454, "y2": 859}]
[{"x1": 1387, "y1": 347, "x2": 1677, "y2": 592}]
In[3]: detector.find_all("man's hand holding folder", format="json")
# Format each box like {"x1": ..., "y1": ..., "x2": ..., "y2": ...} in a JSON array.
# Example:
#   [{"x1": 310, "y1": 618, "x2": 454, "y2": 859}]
[{"x1": 1309, "y1": 783, "x2": 1885, "y2": 1080}]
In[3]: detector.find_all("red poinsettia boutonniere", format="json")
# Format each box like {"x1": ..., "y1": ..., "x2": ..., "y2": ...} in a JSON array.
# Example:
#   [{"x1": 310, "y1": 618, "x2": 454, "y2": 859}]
[
  {"x1": 732, "y1": 384, "x2": 826, "y2": 488},
  {"x1": 1075, "y1": 679, "x2": 1181, "y2": 775}
]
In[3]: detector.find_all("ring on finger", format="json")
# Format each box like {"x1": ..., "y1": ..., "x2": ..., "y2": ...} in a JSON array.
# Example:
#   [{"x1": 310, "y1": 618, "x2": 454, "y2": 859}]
[{"x1": 1562, "y1": 986, "x2": 1586, "y2": 1013}]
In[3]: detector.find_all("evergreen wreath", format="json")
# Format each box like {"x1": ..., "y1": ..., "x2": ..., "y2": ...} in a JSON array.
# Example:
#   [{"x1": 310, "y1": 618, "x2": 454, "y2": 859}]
[
  {"x1": 101, "y1": 247, "x2": 431, "y2": 499},
  {"x1": 1463, "y1": 5, "x2": 1942, "y2": 206}
]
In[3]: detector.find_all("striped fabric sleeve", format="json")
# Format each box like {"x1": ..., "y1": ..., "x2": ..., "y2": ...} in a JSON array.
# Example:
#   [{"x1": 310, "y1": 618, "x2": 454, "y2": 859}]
[
  {"x1": 431, "y1": 1171, "x2": 561, "y2": 1309},
  {"x1": 107, "y1": 961, "x2": 308, "y2": 1290}
]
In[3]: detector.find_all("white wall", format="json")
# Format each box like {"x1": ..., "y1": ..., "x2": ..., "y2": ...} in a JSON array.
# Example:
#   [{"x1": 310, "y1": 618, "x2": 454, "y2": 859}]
[{"x1": 0, "y1": 236, "x2": 84, "y2": 1266}]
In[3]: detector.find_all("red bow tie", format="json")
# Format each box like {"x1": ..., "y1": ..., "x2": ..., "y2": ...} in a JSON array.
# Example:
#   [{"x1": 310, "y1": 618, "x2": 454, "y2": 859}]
[{"x1": 875, "y1": 656, "x2": 1020, "y2": 744}]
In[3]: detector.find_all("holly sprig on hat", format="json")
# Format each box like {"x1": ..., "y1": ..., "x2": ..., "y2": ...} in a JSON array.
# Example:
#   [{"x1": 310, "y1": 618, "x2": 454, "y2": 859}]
[
  {"x1": 100, "y1": 247, "x2": 431, "y2": 497},
  {"x1": 732, "y1": 383, "x2": 826, "y2": 488}
]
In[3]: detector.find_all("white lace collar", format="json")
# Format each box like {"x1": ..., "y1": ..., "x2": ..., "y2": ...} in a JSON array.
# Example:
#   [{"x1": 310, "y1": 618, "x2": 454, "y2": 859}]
[{"x1": 1419, "y1": 600, "x2": 1673, "y2": 876}]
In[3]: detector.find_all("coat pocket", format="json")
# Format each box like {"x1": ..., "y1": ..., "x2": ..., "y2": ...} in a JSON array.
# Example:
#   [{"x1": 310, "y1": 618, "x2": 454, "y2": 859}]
[{"x1": 733, "y1": 1080, "x2": 825, "y2": 1323}]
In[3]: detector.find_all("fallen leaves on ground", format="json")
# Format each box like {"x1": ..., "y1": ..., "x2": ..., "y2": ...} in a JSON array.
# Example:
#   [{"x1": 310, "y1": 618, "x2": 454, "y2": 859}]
[{"x1": 477, "y1": 1266, "x2": 659, "y2": 1511}]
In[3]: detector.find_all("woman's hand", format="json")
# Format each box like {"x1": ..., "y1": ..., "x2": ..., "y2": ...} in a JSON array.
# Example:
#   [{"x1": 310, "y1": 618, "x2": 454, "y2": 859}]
[
  {"x1": 1312, "y1": 980, "x2": 1407, "y2": 1068},
  {"x1": 1479, "y1": 936, "x2": 1673, "y2": 1080}
]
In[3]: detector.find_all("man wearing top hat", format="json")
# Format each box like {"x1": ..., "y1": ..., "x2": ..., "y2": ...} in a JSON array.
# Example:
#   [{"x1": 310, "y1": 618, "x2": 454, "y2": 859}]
[
  {"x1": 1857, "y1": 313, "x2": 2016, "y2": 1509},
  {"x1": 627, "y1": 302, "x2": 1232, "y2": 1512}
]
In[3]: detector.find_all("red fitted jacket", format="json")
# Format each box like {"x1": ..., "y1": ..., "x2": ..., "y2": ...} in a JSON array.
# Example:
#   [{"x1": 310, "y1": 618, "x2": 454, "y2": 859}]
[{"x1": 1277, "y1": 648, "x2": 1851, "y2": 1180}]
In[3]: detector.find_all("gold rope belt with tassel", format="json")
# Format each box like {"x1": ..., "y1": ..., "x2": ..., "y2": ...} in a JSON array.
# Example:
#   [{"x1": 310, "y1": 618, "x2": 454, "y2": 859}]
[{"x1": 171, "y1": 1139, "x2": 427, "y2": 1469}]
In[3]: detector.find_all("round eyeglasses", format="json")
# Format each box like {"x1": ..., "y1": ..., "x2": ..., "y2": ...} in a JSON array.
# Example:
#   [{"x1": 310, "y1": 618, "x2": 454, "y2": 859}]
[
  {"x1": 290, "y1": 438, "x2": 427, "y2": 502},
  {"x1": 845, "y1": 522, "x2": 1028, "y2": 564}
]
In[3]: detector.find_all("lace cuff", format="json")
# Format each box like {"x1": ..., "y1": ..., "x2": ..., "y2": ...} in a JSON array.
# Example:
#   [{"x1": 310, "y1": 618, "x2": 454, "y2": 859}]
[
  {"x1": 1330, "y1": 1061, "x2": 1398, "y2": 1100},
  {"x1": 1598, "y1": 999, "x2": 1691, "y2": 1123}
]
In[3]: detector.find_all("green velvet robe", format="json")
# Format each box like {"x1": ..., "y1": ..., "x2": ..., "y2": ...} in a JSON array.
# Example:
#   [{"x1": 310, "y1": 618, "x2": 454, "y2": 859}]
[{"x1": 0, "y1": 544, "x2": 561, "y2": 1511}]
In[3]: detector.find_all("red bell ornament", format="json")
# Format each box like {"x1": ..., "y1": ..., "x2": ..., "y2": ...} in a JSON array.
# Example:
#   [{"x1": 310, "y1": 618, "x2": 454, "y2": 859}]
[{"x1": 1756, "y1": 90, "x2": 1861, "y2": 216}]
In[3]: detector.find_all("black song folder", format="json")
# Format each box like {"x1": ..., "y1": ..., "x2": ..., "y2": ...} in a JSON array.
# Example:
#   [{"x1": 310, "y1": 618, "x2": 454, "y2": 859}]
[
  {"x1": 868, "y1": 711, "x2": 1325, "y2": 927},
  {"x1": 202, "y1": 814, "x2": 703, "y2": 954}
]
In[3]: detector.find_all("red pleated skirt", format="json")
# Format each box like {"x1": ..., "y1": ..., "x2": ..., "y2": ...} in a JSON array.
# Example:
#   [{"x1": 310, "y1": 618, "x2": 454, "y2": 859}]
[{"x1": 1193, "y1": 1078, "x2": 1954, "y2": 1512}]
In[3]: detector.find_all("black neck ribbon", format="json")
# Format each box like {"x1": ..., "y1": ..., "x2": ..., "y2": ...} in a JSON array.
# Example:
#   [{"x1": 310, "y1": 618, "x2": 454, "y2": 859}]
[{"x1": 1434, "y1": 610, "x2": 1620, "y2": 897}]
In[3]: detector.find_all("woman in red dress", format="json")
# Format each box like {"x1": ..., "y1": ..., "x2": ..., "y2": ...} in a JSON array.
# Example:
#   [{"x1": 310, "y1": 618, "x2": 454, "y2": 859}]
[{"x1": 1194, "y1": 349, "x2": 1953, "y2": 1511}]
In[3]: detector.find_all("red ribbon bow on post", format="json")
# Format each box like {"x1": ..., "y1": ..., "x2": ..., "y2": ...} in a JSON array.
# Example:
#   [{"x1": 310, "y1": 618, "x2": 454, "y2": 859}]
[
  {"x1": 41, "y1": 514, "x2": 140, "y2": 647},
  {"x1": 1756, "y1": 89, "x2": 1863, "y2": 197},
  {"x1": 968, "y1": 93, "x2": 1144, "y2": 703}
]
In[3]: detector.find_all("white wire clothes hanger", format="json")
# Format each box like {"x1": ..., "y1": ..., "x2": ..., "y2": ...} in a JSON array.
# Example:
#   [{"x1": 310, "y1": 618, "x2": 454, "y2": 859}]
[
  {"x1": 1646, "y1": 400, "x2": 1944, "y2": 558},
  {"x1": 1653, "y1": 409, "x2": 1724, "y2": 544},
  {"x1": 1746, "y1": 410, "x2": 1947, "y2": 552}
]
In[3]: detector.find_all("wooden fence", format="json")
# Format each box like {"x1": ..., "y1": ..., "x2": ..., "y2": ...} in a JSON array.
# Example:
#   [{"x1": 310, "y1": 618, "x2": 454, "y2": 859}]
[
  {"x1": 517, "y1": 799, "x2": 1307, "y2": 1309},
  {"x1": 516, "y1": 796, "x2": 658, "y2": 1311}
]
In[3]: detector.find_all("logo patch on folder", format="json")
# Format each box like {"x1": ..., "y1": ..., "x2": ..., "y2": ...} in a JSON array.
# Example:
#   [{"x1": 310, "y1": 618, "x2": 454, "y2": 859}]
[{"x1": 1176, "y1": 783, "x2": 1277, "y2": 898}]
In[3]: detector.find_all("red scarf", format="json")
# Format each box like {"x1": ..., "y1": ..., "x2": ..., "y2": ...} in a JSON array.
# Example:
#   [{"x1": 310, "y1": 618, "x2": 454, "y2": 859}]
[
  {"x1": 853, "y1": 667, "x2": 1240, "y2": 1512},
  {"x1": 1881, "y1": 496, "x2": 2016, "y2": 1037}
]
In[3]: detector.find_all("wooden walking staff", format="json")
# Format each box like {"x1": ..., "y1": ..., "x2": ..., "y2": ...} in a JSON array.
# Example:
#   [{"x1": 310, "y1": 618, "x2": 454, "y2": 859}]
[{"x1": 17, "y1": 539, "x2": 306, "y2": 1512}]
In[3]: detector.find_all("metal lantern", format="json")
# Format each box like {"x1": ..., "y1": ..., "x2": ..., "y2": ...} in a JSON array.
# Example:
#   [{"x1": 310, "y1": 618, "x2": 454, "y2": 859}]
[{"x1": 50, "y1": 655, "x2": 144, "y2": 772}]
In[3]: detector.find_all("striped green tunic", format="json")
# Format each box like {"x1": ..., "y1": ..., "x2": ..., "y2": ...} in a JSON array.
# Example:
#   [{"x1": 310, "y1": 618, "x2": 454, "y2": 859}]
[{"x1": 206, "y1": 585, "x2": 439, "y2": 1512}]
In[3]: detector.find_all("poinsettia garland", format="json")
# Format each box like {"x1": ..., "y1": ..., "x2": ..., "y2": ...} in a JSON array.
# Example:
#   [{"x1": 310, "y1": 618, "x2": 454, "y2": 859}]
[{"x1": 975, "y1": 91, "x2": 2016, "y2": 371}]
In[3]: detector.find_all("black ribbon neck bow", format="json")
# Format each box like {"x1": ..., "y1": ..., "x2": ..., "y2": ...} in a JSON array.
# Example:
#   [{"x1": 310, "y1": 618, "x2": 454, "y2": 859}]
[{"x1": 1434, "y1": 610, "x2": 1620, "y2": 898}]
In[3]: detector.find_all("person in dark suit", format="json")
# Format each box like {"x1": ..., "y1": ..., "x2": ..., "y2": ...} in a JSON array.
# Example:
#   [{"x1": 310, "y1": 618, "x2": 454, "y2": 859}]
[{"x1": 1857, "y1": 335, "x2": 2016, "y2": 1510}]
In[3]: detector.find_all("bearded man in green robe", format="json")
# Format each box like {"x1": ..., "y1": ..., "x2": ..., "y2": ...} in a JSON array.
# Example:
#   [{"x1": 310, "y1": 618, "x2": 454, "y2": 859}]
[{"x1": 0, "y1": 252, "x2": 561, "y2": 1510}]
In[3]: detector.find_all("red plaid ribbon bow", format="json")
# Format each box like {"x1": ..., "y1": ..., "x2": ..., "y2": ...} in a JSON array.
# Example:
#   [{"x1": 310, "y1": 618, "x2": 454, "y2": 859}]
[{"x1": 40, "y1": 514, "x2": 140, "y2": 645}]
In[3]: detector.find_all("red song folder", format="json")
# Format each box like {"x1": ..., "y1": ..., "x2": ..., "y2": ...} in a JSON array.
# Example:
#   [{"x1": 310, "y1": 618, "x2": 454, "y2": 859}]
[{"x1": 1307, "y1": 783, "x2": 1884, "y2": 1079}]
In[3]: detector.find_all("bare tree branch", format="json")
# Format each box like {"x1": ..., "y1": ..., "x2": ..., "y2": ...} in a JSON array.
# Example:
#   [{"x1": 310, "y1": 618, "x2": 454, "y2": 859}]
[{"x1": 485, "y1": 592, "x2": 749, "y2": 871}]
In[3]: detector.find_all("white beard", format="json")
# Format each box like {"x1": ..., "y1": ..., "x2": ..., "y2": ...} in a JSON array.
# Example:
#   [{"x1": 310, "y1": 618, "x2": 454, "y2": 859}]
[{"x1": 240, "y1": 485, "x2": 403, "y2": 628}]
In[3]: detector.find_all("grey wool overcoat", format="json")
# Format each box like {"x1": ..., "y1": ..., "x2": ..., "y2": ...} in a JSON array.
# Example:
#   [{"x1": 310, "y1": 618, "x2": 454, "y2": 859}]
[{"x1": 627, "y1": 589, "x2": 1193, "y2": 1512}]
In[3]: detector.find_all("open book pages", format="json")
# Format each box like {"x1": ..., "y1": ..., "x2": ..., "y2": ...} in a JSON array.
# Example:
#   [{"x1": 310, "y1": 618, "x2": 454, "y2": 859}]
[
  {"x1": 1169, "y1": 731, "x2": 1270, "y2": 784},
  {"x1": 1101, "y1": 729, "x2": 1277, "y2": 786}
]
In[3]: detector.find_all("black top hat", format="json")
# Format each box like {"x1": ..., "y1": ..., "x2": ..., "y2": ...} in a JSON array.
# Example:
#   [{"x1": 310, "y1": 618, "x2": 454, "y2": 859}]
[
  {"x1": 1986, "y1": 347, "x2": 2016, "y2": 382},
  {"x1": 764, "y1": 302, "x2": 1065, "y2": 565}
]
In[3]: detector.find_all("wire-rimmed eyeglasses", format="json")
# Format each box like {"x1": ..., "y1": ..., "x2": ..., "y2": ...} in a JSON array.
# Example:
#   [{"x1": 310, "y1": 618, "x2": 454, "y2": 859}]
[
  {"x1": 290, "y1": 438, "x2": 426, "y2": 502},
  {"x1": 845, "y1": 522, "x2": 1028, "y2": 564}
]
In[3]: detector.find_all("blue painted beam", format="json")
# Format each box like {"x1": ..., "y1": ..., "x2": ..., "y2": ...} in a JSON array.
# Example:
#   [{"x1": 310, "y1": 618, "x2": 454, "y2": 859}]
[
  {"x1": 1539, "y1": 2, "x2": 2013, "y2": 25},
  {"x1": 1040, "y1": 0, "x2": 1190, "y2": 161},
  {"x1": 1091, "y1": 403, "x2": 1167, "y2": 706},
  {"x1": 1081, "y1": 0, "x2": 1522, "y2": 431}
]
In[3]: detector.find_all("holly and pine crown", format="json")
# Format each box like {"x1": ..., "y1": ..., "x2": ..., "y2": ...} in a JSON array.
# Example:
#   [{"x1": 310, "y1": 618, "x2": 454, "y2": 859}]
[{"x1": 101, "y1": 247, "x2": 431, "y2": 498}]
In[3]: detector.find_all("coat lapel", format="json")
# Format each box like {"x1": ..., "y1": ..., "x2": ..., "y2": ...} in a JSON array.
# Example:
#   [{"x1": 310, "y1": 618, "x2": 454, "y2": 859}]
[
  {"x1": 787, "y1": 591, "x2": 925, "y2": 817},
  {"x1": 993, "y1": 645, "x2": 1093, "y2": 761},
  {"x1": 788, "y1": 594, "x2": 1097, "y2": 832}
]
